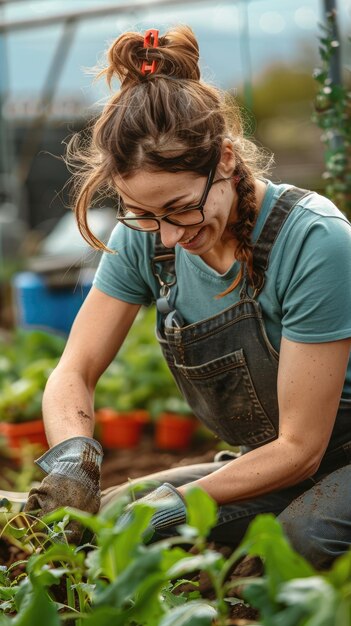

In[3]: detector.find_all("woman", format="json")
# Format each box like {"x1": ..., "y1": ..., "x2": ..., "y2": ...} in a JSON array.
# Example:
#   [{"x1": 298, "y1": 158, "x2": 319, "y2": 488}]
[{"x1": 25, "y1": 26, "x2": 351, "y2": 568}]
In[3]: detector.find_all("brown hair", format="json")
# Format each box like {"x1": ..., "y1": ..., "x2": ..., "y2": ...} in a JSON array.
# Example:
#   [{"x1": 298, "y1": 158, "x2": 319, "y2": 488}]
[{"x1": 67, "y1": 25, "x2": 273, "y2": 294}]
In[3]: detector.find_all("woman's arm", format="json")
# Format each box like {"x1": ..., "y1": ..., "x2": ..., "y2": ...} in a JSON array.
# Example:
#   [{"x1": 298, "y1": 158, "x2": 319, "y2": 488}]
[
  {"x1": 188, "y1": 336, "x2": 351, "y2": 504},
  {"x1": 42, "y1": 286, "x2": 141, "y2": 446}
]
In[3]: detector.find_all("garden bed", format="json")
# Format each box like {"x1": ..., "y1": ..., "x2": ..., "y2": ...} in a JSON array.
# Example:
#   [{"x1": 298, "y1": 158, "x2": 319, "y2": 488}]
[
  {"x1": 102, "y1": 438, "x2": 260, "y2": 624},
  {"x1": 0, "y1": 436, "x2": 261, "y2": 625}
]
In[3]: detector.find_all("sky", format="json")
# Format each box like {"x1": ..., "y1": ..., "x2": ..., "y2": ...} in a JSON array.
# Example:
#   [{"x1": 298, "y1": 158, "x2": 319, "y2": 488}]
[{"x1": 1, "y1": 0, "x2": 351, "y2": 107}]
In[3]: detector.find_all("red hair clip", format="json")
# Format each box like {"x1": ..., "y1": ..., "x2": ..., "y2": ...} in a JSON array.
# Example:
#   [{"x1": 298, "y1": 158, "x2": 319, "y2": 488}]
[{"x1": 141, "y1": 29, "x2": 159, "y2": 75}]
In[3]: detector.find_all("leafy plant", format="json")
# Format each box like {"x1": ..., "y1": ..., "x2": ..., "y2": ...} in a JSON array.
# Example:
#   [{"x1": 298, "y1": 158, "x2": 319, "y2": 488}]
[
  {"x1": 240, "y1": 515, "x2": 351, "y2": 626},
  {"x1": 0, "y1": 442, "x2": 43, "y2": 493},
  {"x1": 95, "y1": 306, "x2": 191, "y2": 417},
  {"x1": 313, "y1": 10, "x2": 351, "y2": 217},
  {"x1": 1, "y1": 486, "x2": 351, "y2": 626},
  {"x1": 0, "y1": 330, "x2": 65, "y2": 422},
  {"x1": 0, "y1": 309, "x2": 189, "y2": 422},
  {"x1": 0, "y1": 488, "x2": 222, "y2": 625}
]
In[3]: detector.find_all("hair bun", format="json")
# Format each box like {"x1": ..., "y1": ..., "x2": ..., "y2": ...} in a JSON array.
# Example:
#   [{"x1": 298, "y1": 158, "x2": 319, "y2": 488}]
[{"x1": 102, "y1": 25, "x2": 200, "y2": 88}]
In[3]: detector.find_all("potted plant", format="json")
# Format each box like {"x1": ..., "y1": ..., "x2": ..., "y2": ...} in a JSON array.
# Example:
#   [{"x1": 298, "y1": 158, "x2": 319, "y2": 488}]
[
  {"x1": 0, "y1": 330, "x2": 65, "y2": 453},
  {"x1": 94, "y1": 306, "x2": 186, "y2": 449},
  {"x1": 94, "y1": 358, "x2": 152, "y2": 449},
  {"x1": 95, "y1": 407, "x2": 148, "y2": 449},
  {"x1": 152, "y1": 396, "x2": 199, "y2": 450}
]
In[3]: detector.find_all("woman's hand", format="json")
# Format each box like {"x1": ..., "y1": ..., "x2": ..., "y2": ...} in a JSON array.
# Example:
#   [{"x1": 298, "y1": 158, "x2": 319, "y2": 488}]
[
  {"x1": 23, "y1": 436, "x2": 103, "y2": 543},
  {"x1": 118, "y1": 483, "x2": 187, "y2": 537}
]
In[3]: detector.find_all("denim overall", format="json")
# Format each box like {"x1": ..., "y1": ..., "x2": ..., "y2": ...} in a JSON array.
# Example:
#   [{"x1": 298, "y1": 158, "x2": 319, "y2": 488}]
[
  {"x1": 101, "y1": 186, "x2": 351, "y2": 567},
  {"x1": 154, "y1": 186, "x2": 351, "y2": 452}
]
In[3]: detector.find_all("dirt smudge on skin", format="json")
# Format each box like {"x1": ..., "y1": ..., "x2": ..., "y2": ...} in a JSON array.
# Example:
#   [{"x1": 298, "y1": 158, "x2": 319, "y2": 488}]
[{"x1": 77, "y1": 409, "x2": 92, "y2": 421}]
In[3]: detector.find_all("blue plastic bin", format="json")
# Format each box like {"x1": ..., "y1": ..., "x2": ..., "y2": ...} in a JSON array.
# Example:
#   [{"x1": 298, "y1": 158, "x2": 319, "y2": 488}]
[{"x1": 12, "y1": 272, "x2": 92, "y2": 335}]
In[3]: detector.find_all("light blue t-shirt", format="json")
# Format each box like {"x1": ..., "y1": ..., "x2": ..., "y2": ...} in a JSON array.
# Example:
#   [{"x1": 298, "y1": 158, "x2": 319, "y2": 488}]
[{"x1": 94, "y1": 180, "x2": 351, "y2": 397}]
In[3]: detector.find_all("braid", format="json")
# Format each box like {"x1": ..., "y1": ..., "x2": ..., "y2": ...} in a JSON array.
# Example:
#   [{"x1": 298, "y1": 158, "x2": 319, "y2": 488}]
[{"x1": 217, "y1": 156, "x2": 259, "y2": 298}]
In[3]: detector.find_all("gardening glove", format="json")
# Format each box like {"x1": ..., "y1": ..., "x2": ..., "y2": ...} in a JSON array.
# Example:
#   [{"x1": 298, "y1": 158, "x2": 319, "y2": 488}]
[
  {"x1": 119, "y1": 482, "x2": 187, "y2": 537},
  {"x1": 23, "y1": 436, "x2": 103, "y2": 541}
]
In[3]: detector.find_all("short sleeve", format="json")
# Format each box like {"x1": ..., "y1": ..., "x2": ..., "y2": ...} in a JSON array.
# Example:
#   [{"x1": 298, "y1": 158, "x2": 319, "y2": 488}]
[
  {"x1": 93, "y1": 224, "x2": 155, "y2": 305},
  {"x1": 281, "y1": 216, "x2": 351, "y2": 343}
]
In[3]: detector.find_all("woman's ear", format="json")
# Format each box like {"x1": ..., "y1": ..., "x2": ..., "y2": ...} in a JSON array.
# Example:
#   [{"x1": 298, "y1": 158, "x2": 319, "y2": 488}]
[{"x1": 217, "y1": 138, "x2": 236, "y2": 176}]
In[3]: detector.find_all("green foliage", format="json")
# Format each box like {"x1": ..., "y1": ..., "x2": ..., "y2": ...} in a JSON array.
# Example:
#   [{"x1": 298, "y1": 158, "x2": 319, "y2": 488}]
[
  {"x1": 0, "y1": 487, "x2": 221, "y2": 624},
  {"x1": 240, "y1": 514, "x2": 314, "y2": 597},
  {"x1": 0, "y1": 330, "x2": 65, "y2": 422},
  {"x1": 0, "y1": 444, "x2": 43, "y2": 493},
  {"x1": 95, "y1": 306, "x2": 190, "y2": 416},
  {"x1": 0, "y1": 307, "x2": 189, "y2": 422},
  {"x1": 1, "y1": 490, "x2": 351, "y2": 626},
  {"x1": 252, "y1": 66, "x2": 316, "y2": 120},
  {"x1": 312, "y1": 13, "x2": 351, "y2": 217},
  {"x1": 239, "y1": 515, "x2": 351, "y2": 626},
  {"x1": 185, "y1": 487, "x2": 218, "y2": 541}
]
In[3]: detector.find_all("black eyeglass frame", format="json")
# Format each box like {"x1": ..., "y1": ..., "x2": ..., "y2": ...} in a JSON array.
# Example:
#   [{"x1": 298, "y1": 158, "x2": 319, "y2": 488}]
[{"x1": 116, "y1": 168, "x2": 216, "y2": 232}]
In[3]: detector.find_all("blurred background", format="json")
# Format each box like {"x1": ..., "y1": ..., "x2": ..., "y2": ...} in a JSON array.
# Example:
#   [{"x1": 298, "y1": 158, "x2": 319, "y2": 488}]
[
  {"x1": 0, "y1": 3, "x2": 349, "y2": 236},
  {"x1": 0, "y1": 0, "x2": 350, "y2": 318},
  {"x1": 0, "y1": 0, "x2": 350, "y2": 483}
]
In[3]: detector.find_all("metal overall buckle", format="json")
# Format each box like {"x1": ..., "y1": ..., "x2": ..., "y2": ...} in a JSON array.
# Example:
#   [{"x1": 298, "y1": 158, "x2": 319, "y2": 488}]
[{"x1": 151, "y1": 253, "x2": 176, "y2": 314}]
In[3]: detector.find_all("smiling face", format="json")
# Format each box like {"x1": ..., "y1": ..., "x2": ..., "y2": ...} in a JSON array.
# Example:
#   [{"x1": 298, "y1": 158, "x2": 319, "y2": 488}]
[{"x1": 115, "y1": 141, "x2": 238, "y2": 257}]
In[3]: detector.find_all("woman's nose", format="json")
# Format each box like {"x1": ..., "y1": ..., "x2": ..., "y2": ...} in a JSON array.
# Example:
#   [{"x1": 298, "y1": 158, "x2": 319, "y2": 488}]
[{"x1": 159, "y1": 220, "x2": 185, "y2": 248}]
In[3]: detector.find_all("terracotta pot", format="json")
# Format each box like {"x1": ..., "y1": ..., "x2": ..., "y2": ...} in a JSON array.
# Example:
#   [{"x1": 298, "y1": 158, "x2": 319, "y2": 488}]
[
  {"x1": 0, "y1": 419, "x2": 48, "y2": 450},
  {"x1": 155, "y1": 412, "x2": 197, "y2": 450},
  {"x1": 95, "y1": 408, "x2": 148, "y2": 449}
]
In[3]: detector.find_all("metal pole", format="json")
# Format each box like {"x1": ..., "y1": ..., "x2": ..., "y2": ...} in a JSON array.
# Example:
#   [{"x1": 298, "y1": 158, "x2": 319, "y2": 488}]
[
  {"x1": 323, "y1": 0, "x2": 342, "y2": 151},
  {"x1": 323, "y1": 0, "x2": 342, "y2": 86}
]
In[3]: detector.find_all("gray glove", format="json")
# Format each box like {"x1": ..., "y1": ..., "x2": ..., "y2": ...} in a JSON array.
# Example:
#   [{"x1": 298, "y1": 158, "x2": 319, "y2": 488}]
[
  {"x1": 24, "y1": 437, "x2": 103, "y2": 530},
  {"x1": 120, "y1": 483, "x2": 187, "y2": 535}
]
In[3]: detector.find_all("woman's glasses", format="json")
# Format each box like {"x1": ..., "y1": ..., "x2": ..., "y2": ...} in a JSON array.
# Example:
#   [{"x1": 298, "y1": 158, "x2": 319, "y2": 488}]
[{"x1": 116, "y1": 169, "x2": 215, "y2": 232}]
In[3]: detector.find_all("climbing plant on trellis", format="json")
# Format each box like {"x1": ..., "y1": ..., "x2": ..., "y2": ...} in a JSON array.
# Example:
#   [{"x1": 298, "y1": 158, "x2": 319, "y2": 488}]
[{"x1": 313, "y1": 10, "x2": 351, "y2": 217}]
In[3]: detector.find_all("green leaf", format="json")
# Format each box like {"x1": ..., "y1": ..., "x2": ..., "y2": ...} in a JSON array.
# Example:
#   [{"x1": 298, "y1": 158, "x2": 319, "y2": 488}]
[
  {"x1": 168, "y1": 550, "x2": 224, "y2": 579},
  {"x1": 42, "y1": 506, "x2": 107, "y2": 535},
  {"x1": 128, "y1": 572, "x2": 169, "y2": 626},
  {"x1": 184, "y1": 487, "x2": 217, "y2": 537},
  {"x1": 94, "y1": 549, "x2": 163, "y2": 609},
  {"x1": 162, "y1": 588, "x2": 189, "y2": 608},
  {"x1": 3, "y1": 524, "x2": 28, "y2": 539},
  {"x1": 99, "y1": 505, "x2": 154, "y2": 579},
  {"x1": 32, "y1": 566, "x2": 69, "y2": 588},
  {"x1": 11, "y1": 584, "x2": 60, "y2": 626},
  {"x1": 27, "y1": 542, "x2": 84, "y2": 576},
  {"x1": 0, "y1": 586, "x2": 19, "y2": 601},
  {"x1": 240, "y1": 515, "x2": 315, "y2": 597},
  {"x1": 80, "y1": 606, "x2": 128, "y2": 626},
  {"x1": 158, "y1": 600, "x2": 217, "y2": 626},
  {"x1": 276, "y1": 576, "x2": 338, "y2": 626},
  {"x1": 159, "y1": 547, "x2": 190, "y2": 572},
  {"x1": 243, "y1": 578, "x2": 277, "y2": 623},
  {"x1": 325, "y1": 549, "x2": 351, "y2": 589},
  {"x1": 71, "y1": 581, "x2": 96, "y2": 603}
]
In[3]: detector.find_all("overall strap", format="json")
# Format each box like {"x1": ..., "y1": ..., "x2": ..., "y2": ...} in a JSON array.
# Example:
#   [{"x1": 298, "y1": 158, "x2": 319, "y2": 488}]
[
  {"x1": 151, "y1": 187, "x2": 312, "y2": 304},
  {"x1": 151, "y1": 233, "x2": 176, "y2": 313},
  {"x1": 241, "y1": 186, "x2": 312, "y2": 298}
]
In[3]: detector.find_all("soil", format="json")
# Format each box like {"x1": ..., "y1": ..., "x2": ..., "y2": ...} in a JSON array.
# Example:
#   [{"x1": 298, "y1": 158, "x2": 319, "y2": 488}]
[
  {"x1": 0, "y1": 433, "x2": 260, "y2": 624},
  {"x1": 100, "y1": 431, "x2": 217, "y2": 489}
]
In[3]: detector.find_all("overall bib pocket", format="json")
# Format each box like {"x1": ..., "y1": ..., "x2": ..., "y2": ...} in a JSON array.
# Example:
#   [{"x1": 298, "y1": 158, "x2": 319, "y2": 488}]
[{"x1": 165, "y1": 347, "x2": 278, "y2": 446}]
